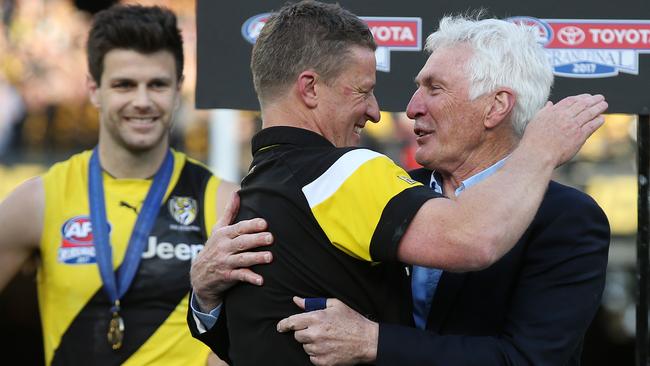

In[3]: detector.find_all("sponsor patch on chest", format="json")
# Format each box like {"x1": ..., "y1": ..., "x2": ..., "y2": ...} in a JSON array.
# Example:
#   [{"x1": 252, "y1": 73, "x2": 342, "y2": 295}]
[
  {"x1": 58, "y1": 216, "x2": 99, "y2": 264},
  {"x1": 56, "y1": 216, "x2": 204, "y2": 264}
]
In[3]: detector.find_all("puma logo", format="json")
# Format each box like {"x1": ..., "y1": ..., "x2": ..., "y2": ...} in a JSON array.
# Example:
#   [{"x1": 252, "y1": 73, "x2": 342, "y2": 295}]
[{"x1": 119, "y1": 201, "x2": 138, "y2": 214}]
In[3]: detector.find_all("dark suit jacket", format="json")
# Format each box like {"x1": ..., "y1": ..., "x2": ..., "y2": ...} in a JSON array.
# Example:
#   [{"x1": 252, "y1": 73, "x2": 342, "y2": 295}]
[{"x1": 377, "y1": 168, "x2": 611, "y2": 366}]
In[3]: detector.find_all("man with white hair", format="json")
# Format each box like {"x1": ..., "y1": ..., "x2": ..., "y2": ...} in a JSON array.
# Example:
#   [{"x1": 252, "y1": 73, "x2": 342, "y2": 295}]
[{"x1": 275, "y1": 14, "x2": 610, "y2": 365}]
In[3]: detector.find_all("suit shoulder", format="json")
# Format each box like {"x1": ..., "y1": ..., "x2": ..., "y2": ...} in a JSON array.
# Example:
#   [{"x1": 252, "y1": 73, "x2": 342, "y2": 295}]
[
  {"x1": 542, "y1": 181, "x2": 608, "y2": 222},
  {"x1": 547, "y1": 181, "x2": 595, "y2": 204}
]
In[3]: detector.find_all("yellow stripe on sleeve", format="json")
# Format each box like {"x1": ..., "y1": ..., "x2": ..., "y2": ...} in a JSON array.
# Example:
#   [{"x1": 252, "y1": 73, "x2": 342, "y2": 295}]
[{"x1": 303, "y1": 150, "x2": 422, "y2": 261}]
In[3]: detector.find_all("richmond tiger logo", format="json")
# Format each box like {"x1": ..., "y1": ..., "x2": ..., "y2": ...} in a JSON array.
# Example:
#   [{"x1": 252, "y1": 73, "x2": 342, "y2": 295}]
[{"x1": 168, "y1": 196, "x2": 198, "y2": 226}]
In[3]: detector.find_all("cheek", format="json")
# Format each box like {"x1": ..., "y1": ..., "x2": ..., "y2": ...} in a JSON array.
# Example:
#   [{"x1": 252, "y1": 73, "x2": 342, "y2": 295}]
[
  {"x1": 439, "y1": 99, "x2": 460, "y2": 120},
  {"x1": 104, "y1": 95, "x2": 130, "y2": 113}
]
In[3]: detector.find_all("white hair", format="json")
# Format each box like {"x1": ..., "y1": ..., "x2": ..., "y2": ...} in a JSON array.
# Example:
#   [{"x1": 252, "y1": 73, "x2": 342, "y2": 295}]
[{"x1": 425, "y1": 14, "x2": 554, "y2": 136}]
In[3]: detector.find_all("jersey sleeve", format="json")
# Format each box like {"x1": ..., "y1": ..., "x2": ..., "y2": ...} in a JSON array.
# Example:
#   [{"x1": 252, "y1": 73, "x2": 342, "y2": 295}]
[
  {"x1": 202, "y1": 175, "x2": 220, "y2": 236},
  {"x1": 301, "y1": 149, "x2": 441, "y2": 263}
]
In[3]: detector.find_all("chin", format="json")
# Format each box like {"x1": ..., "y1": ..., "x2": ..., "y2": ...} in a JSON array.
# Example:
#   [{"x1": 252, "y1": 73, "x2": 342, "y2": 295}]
[
  {"x1": 122, "y1": 139, "x2": 162, "y2": 154},
  {"x1": 349, "y1": 134, "x2": 362, "y2": 147},
  {"x1": 414, "y1": 151, "x2": 432, "y2": 168}
]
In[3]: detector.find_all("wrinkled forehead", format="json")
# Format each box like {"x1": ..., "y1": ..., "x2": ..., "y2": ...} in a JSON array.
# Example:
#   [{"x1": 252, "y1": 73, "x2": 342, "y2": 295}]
[{"x1": 415, "y1": 44, "x2": 473, "y2": 83}]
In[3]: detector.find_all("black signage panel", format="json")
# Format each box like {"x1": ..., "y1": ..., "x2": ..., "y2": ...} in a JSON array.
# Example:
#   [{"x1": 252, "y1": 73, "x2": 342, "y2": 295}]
[{"x1": 196, "y1": 0, "x2": 649, "y2": 113}]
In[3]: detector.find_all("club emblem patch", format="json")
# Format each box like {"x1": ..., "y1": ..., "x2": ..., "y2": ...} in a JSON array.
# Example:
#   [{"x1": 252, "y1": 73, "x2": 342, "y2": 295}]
[{"x1": 168, "y1": 196, "x2": 198, "y2": 226}]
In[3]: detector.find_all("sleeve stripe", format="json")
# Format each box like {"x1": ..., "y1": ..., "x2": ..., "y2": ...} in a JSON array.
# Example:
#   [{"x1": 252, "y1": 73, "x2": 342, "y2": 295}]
[
  {"x1": 369, "y1": 186, "x2": 443, "y2": 261},
  {"x1": 302, "y1": 149, "x2": 383, "y2": 208}
]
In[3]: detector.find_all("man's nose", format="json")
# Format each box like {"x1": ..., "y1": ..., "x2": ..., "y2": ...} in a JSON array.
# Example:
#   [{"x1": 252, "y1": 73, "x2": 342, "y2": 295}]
[
  {"x1": 133, "y1": 85, "x2": 153, "y2": 109},
  {"x1": 367, "y1": 95, "x2": 381, "y2": 123},
  {"x1": 406, "y1": 88, "x2": 424, "y2": 120}
]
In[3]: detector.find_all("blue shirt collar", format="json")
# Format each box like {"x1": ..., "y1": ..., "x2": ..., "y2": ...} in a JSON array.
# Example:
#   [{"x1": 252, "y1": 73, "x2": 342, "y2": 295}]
[{"x1": 429, "y1": 155, "x2": 509, "y2": 197}]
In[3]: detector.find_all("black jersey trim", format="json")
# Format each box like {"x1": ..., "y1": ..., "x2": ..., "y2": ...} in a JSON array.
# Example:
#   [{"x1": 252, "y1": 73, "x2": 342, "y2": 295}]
[{"x1": 369, "y1": 186, "x2": 443, "y2": 262}]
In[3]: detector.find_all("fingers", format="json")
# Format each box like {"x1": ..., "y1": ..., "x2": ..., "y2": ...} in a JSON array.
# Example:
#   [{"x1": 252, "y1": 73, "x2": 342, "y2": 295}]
[
  {"x1": 207, "y1": 219, "x2": 271, "y2": 252},
  {"x1": 224, "y1": 218, "x2": 269, "y2": 239},
  {"x1": 572, "y1": 95, "x2": 605, "y2": 120},
  {"x1": 276, "y1": 318, "x2": 291, "y2": 333},
  {"x1": 229, "y1": 231, "x2": 273, "y2": 253},
  {"x1": 555, "y1": 93, "x2": 590, "y2": 109},
  {"x1": 559, "y1": 94, "x2": 605, "y2": 120},
  {"x1": 293, "y1": 296, "x2": 306, "y2": 310},
  {"x1": 294, "y1": 328, "x2": 315, "y2": 344},
  {"x1": 574, "y1": 100, "x2": 608, "y2": 126},
  {"x1": 226, "y1": 250, "x2": 272, "y2": 269},
  {"x1": 302, "y1": 342, "x2": 319, "y2": 356},
  {"x1": 277, "y1": 313, "x2": 311, "y2": 333},
  {"x1": 227, "y1": 268, "x2": 265, "y2": 286},
  {"x1": 213, "y1": 191, "x2": 240, "y2": 233},
  {"x1": 278, "y1": 297, "x2": 337, "y2": 333},
  {"x1": 581, "y1": 115, "x2": 606, "y2": 139}
]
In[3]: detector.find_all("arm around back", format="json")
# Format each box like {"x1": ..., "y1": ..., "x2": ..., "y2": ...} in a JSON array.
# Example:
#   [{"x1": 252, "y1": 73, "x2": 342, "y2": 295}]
[
  {"x1": 397, "y1": 94, "x2": 607, "y2": 271},
  {"x1": 379, "y1": 183, "x2": 610, "y2": 365}
]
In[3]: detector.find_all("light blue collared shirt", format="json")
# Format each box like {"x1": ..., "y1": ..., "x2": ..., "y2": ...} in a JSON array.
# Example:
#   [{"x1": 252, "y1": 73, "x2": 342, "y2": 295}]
[{"x1": 411, "y1": 156, "x2": 508, "y2": 329}]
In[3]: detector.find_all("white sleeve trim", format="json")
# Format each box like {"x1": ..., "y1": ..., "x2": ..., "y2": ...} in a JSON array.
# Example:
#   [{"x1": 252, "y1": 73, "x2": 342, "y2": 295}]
[{"x1": 302, "y1": 149, "x2": 384, "y2": 208}]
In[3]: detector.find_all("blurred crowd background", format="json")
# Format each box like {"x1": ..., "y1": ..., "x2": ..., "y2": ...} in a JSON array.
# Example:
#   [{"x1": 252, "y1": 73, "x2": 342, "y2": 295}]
[{"x1": 0, "y1": 0, "x2": 640, "y2": 364}]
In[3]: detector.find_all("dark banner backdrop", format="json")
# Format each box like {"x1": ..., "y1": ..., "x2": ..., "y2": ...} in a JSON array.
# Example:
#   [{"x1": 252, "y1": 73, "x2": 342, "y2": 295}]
[{"x1": 196, "y1": 0, "x2": 649, "y2": 113}]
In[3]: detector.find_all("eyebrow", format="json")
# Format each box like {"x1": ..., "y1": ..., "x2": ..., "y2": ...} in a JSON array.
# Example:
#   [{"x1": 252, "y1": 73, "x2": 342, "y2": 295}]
[
  {"x1": 108, "y1": 76, "x2": 174, "y2": 84},
  {"x1": 414, "y1": 75, "x2": 433, "y2": 86}
]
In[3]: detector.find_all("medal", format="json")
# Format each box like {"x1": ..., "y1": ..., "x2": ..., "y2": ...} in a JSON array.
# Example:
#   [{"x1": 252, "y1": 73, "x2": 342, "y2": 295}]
[
  {"x1": 107, "y1": 301, "x2": 125, "y2": 350},
  {"x1": 89, "y1": 148, "x2": 173, "y2": 351}
]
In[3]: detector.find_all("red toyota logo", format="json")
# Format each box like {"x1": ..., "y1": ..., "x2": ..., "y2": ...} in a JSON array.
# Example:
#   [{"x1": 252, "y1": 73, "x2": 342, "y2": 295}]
[{"x1": 557, "y1": 26, "x2": 586, "y2": 45}]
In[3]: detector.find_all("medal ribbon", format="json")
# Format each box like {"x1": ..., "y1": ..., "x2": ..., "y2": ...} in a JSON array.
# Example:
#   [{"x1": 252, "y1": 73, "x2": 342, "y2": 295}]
[{"x1": 89, "y1": 147, "x2": 173, "y2": 313}]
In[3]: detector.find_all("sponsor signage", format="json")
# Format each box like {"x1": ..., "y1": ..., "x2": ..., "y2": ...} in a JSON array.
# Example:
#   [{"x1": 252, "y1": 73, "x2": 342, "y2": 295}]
[
  {"x1": 57, "y1": 215, "x2": 203, "y2": 265},
  {"x1": 197, "y1": 0, "x2": 650, "y2": 113},
  {"x1": 241, "y1": 14, "x2": 421, "y2": 72},
  {"x1": 58, "y1": 216, "x2": 100, "y2": 264},
  {"x1": 509, "y1": 17, "x2": 650, "y2": 78}
]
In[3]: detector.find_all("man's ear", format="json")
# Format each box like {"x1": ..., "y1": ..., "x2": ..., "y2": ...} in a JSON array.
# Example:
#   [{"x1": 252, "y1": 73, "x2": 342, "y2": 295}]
[
  {"x1": 297, "y1": 70, "x2": 319, "y2": 108},
  {"x1": 87, "y1": 75, "x2": 101, "y2": 107},
  {"x1": 174, "y1": 75, "x2": 185, "y2": 111},
  {"x1": 484, "y1": 88, "x2": 515, "y2": 129}
]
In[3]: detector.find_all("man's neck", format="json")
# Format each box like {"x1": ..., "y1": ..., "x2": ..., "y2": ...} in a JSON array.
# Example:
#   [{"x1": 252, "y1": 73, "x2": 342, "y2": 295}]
[
  {"x1": 260, "y1": 98, "x2": 323, "y2": 136},
  {"x1": 98, "y1": 142, "x2": 168, "y2": 179},
  {"x1": 438, "y1": 143, "x2": 515, "y2": 195}
]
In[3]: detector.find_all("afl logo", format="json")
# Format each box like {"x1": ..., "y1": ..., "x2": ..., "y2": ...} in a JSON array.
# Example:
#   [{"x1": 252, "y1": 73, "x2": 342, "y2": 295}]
[
  {"x1": 557, "y1": 26, "x2": 586, "y2": 46},
  {"x1": 61, "y1": 215, "x2": 94, "y2": 246},
  {"x1": 242, "y1": 13, "x2": 270, "y2": 44},
  {"x1": 506, "y1": 16, "x2": 553, "y2": 46},
  {"x1": 58, "y1": 215, "x2": 108, "y2": 264},
  {"x1": 169, "y1": 196, "x2": 198, "y2": 226}
]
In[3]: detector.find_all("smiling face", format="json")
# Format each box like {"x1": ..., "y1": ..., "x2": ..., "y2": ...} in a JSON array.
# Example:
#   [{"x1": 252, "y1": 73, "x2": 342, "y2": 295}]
[
  {"x1": 89, "y1": 49, "x2": 182, "y2": 155},
  {"x1": 316, "y1": 46, "x2": 381, "y2": 147},
  {"x1": 406, "y1": 44, "x2": 490, "y2": 172}
]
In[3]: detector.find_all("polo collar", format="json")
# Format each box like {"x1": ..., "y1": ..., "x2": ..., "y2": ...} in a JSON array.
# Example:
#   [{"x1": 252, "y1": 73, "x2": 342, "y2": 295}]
[{"x1": 251, "y1": 126, "x2": 334, "y2": 154}]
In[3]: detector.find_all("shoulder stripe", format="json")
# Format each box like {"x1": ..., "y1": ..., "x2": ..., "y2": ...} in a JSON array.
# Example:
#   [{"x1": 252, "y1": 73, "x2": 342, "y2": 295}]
[{"x1": 302, "y1": 149, "x2": 384, "y2": 208}]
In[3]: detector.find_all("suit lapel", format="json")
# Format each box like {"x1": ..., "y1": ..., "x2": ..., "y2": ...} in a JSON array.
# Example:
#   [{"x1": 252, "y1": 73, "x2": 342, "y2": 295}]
[
  {"x1": 408, "y1": 168, "x2": 467, "y2": 331},
  {"x1": 426, "y1": 271, "x2": 467, "y2": 331}
]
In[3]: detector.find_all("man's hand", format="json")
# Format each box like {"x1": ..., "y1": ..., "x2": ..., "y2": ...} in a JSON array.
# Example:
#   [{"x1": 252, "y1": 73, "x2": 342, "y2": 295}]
[
  {"x1": 522, "y1": 93, "x2": 608, "y2": 167},
  {"x1": 190, "y1": 192, "x2": 273, "y2": 312},
  {"x1": 277, "y1": 297, "x2": 379, "y2": 366}
]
